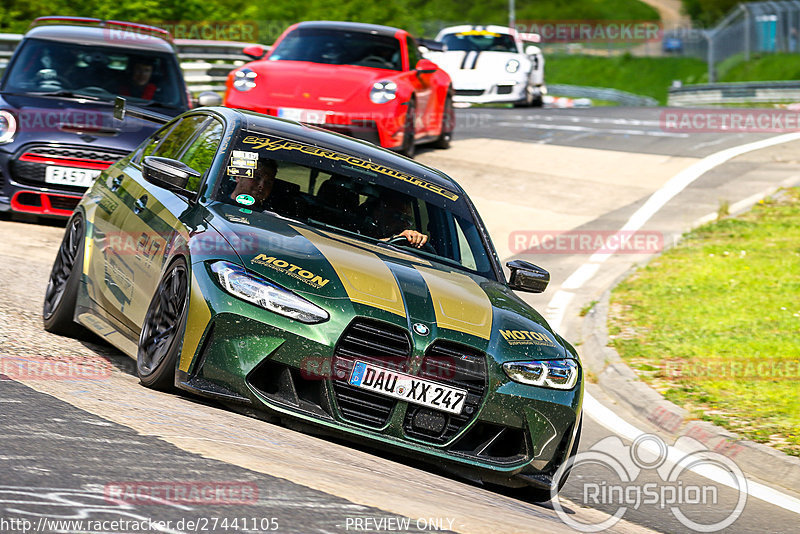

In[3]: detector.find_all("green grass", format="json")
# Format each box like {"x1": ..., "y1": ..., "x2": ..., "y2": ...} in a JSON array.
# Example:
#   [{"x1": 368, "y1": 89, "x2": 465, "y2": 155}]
[
  {"x1": 546, "y1": 54, "x2": 708, "y2": 105},
  {"x1": 609, "y1": 189, "x2": 800, "y2": 456},
  {"x1": 717, "y1": 53, "x2": 800, "y2": 83}
]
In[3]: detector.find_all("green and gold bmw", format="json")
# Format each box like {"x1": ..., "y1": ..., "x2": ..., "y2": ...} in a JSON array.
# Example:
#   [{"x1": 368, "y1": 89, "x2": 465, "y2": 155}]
[{"x1": 43, "y1": 104, "x2": 582, "y2": 499}]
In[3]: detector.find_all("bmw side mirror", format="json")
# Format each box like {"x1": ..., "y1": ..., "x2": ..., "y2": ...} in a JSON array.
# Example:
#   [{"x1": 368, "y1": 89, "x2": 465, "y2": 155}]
[
  {"x1": 242, "y1": 45, "x2": 267, "y2": 60},
  {"x1": 143, "y1": 156, "x2": 201, "y2": 200},
  {"x1": 506, "y1": 260, "x2": 550, "y2": 293},
  {"x1": 193, "y1": 91, "x2": 222, "y2": 107},
  {"x1": 415, "y1": 58, "x2": 438, "y2": 74}
]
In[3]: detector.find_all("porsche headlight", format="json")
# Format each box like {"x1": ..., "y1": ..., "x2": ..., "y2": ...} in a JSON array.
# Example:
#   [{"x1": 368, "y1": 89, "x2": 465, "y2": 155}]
[
  {"x1": 503, "y1": 359, "x2": 579, "y2": 390},
  {"x1": 233, "y1": 68, "x2": 257, "y2": 92},
  {"x1": 505, "y1": 59, "x2": 521, "y2": 73},
  {"x1": 0, "y1": 110, "x2": 17, "y2": 144},
  {"x1": 369, "y1": 81, "x2": 397, "y2": 104},
  {"x1": 209, "y1": 261, "x2": 328, "y2": 323}
]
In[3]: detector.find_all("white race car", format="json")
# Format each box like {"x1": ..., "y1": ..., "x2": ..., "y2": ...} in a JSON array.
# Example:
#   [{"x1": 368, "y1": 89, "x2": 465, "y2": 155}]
[{"x1": 424, "y1": 25, "x2": 545, "y2": 107}]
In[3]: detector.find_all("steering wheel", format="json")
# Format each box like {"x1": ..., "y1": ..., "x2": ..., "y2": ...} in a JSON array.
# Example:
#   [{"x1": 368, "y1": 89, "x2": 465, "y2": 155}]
[
  {"x1": 387, "y1": 235, "x2": 436, "y2": 254},
  {"x1": 360, "y1": 55, "x2": 391, "y2": 67},
  {"x1": 75, "y1": 86, "x2": 112, "y2": 95}
]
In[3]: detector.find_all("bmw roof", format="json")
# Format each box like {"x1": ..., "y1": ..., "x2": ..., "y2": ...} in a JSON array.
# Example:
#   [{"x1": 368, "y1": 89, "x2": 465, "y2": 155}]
[{"x1": 23, "y1": 25, "x2": 175, "y2": 53}]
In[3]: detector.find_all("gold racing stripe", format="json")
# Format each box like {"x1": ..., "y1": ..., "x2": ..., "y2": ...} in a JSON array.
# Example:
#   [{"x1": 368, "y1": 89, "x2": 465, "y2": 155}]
[
  {"x1": 179, "y1": 270, "x2": 212, "y2": 372},
  {"x1": 293, "y1": 226, "x2": 406, "y2": 317},
  {"x1": 416, "y1": 266, "x2": 493, "y2": 340}
]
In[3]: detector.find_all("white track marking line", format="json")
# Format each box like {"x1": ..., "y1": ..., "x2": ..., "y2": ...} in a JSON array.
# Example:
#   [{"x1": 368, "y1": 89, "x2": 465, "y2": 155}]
[
  {"x1": 585, "y1": 393, "x2": 800, "y2": 514},
  {"x1": 548, "y1": 131, "x2": 800, "y2": 512}
]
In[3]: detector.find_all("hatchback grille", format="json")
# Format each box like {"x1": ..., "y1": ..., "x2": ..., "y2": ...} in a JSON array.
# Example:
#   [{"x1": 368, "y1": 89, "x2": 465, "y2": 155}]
[
  {"x1": 10, "y1": 144, "x2": 126, "y2": 189},
  {"x1": 403, "y1": 342, "x2": 487, "y2": 444},
  {"x1": 332, "y1": 320, "x2": 411, "y2": 428}
]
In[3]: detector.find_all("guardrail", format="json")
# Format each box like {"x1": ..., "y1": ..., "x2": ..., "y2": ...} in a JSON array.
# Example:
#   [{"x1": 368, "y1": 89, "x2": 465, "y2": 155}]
[
  {"x1": 548, "y1": 84, "x2": 658, "y2": 106},
  {"x1": 668, "y1": 81, "x2": 800, "y2": 106},
  {"x1": 0, "y1": 33, "x2": 265, "y2": 94}
]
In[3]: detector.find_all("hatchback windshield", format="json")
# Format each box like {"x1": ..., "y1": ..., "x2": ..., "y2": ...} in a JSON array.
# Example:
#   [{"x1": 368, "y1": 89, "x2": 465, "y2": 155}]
[
  {"x1": 2, "y1": 38, "x2": 186, "y2": 109},
  {"x1": 441, "y1": 31, "x2": 517, "y2": 53},
  {"x1": 269, "y1": 28, "x2": 403, "y2": 71},
  {"x1": 213, "y1": 132, "x2": 495, "y2": 278}
]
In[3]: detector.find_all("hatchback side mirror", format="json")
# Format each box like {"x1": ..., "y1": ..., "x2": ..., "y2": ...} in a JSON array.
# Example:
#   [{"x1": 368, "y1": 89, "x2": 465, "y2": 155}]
[
  {"x1": 143, "y1": 156, "x2": 201, "y2": 200},
  {"x1": 507, "y1": 260, "x2": 550, "y2": 293},
  {"x1": 193, "y1": 91, "x2": 222, "y2": 107}
]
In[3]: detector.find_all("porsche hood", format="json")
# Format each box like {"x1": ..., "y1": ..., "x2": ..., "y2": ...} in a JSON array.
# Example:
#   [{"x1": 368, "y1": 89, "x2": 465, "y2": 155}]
[{"x1": 209, "y1": 205, "x2": 568, "y2": 361}]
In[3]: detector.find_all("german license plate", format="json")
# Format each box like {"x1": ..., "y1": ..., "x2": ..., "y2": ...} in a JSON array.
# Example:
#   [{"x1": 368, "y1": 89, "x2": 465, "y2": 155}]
[
  {"x1": 277, "y1": 107, "x2": 327, "y2": 124},
  {"x1": 44, "y1": 166, "x2": 101, "y2": 187},
  {"x1": 348, "y1": 361, "x2": 467, "y2": 415}
]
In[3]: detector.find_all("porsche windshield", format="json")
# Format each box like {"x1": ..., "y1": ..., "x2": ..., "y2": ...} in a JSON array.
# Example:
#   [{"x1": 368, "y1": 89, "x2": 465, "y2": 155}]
[
  {"x1": 213, "y1": 133, "x2": 496, "y2": 278},
  {"x1": 1, "y1": 38, "x2": 186, "y2": 109},
  {"x1": 269, "y1": 28, "x2": 403, "y2": 71},
  {"x1": 441, "y1": 32, "x2": 517, "y2": 53}
]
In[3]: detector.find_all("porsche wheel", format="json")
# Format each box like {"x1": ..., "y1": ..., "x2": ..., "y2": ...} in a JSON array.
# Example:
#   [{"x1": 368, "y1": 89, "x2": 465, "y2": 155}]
[
  {"x1": 401, "y1": 99, "x2": 416, "y2": 158},
  {"x1": 432, "y1": 93, "x2": 454, "y2": 149},
  {"x1": 43, "y1": 214, "x2": 84, "y2": 336},
  {"x1": 137, "y1": 257, "x2": 189, "y2": 390}
]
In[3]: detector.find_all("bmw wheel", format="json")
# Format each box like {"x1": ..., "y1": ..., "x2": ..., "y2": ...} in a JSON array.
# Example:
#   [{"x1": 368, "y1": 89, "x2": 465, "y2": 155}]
[
  {"x1": 43, "y1": 214, "x2": 84, "y2": 336},
  {"x1": 137, "y1": 257, "x2": 189, "y2": 390}
]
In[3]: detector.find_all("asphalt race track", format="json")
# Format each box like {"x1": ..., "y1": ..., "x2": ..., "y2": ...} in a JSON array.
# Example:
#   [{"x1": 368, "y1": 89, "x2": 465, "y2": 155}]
[{"x1": 2, "y1": 106, "x2": 800, "y2": 534}]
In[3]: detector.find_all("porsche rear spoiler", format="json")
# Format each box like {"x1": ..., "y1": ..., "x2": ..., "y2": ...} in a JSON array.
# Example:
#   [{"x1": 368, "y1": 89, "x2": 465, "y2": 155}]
[
  {"x1": 113, "y1": 97, "x2": 171, "y2": 125},
  {"x1": 418, "y1": 38, "x2": 445, "y2": 52}
]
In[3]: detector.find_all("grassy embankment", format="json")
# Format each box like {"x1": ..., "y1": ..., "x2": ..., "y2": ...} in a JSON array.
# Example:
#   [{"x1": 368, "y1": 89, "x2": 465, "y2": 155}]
[{"x1": 609, "y1": 189, "x2": 800, "y2": 456}]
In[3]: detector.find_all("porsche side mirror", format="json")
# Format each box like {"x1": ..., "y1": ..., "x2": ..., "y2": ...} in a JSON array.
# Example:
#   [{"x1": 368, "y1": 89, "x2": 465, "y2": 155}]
[
  {"x1": 193, "y1": 91, "x2": 222, "y2": 107},
  {"x1": 525, "y1": 45, "x2": 541, "y2": 56},
  {"x1": 143, "y1": 156, "x2": 201, "y2": 200},
  {"x1": 507, "y1": 259, "x2": 550, "y2": 293},
  {"x1": 242, "y1": 45, "x2": 267, "y2": 60},
  {"x1": 415, "y1": 58, "x2": 438, "y2": 74}
]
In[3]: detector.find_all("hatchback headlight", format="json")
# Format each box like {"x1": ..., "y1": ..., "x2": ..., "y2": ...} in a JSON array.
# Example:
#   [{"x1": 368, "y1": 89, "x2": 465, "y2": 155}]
[
  {"x1": 0, "y1": 110, "x2": 17, "y2": 144},
  {"x1": 505, "y1": 59, "x2": 521, "y2": 73},
  {"x1": 209, "y1": 261, "x2": 328, "y2": 323},
  {"x1": 503, "y1": 359, "x2": 579, "y2": 390},
  {"x1": 233, "y1": 68, "x2": 257, "y2": 92},
  {"x1": 369, "y1": 81, "x2": 397, "y2": 104}
]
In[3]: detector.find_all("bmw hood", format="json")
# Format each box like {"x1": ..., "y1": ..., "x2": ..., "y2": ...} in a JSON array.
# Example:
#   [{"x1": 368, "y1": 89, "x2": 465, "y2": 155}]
[{"x1": 210, "y1": 205, "x2": 569, "y2": 361}]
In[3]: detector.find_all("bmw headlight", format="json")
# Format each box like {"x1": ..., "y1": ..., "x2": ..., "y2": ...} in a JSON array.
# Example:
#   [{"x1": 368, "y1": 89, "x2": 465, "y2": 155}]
[
  {"x1": 505, "y1": 59, "x2": 521, "y2": 73},
  {"x1": 0, "y1": 110, "x2": 17, "y2": 144},
  {"x1": 233, "y1": 68, "x2": 257, "y2": 92},
  {"x1": 503, "y1": 359, "x2": 579, "y2": 390},
  {"x1": 209, "y1": 261, "x2": 328, "y2": 323},
  {"x1": 369, "y1": 81, "x2": 397, "y2": 104}
]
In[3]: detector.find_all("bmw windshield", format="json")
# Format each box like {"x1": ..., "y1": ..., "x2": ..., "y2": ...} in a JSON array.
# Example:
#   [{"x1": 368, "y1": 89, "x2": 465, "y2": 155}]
[{"x1": 211, "y1": 132, "x2": 497, "y2": 279}]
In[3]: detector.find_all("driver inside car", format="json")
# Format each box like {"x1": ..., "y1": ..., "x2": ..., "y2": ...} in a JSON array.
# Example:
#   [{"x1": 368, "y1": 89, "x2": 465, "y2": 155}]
[{"x1": 366, "y1": 194, "x2": 428, "y2": 248}]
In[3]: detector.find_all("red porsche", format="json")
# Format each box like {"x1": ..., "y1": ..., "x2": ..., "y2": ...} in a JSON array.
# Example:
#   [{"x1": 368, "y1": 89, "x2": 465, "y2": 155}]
[{"x1": 224, "y1": 21, "x2": 454, "y2": 157}]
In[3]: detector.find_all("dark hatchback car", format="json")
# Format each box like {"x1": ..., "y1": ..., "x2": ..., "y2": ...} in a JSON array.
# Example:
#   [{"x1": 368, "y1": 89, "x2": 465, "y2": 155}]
[{"x1": 0, "y1": 17, "x2": 218, "y2": 217}]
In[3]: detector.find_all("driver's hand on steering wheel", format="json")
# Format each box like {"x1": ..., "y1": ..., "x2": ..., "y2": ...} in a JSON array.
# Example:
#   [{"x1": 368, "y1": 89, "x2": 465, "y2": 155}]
[{"x1": 395, "y1": 229, "x2": 428, "y2": 248}]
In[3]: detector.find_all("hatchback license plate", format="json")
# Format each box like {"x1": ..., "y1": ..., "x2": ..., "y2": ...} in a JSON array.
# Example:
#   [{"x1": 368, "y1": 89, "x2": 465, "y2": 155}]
[
  {"x1": 348, "y1": 361, "x2": 467, "y2": 415},
  {"x1": 44, "y1": 166, "x2": 101, "y2": 187}
]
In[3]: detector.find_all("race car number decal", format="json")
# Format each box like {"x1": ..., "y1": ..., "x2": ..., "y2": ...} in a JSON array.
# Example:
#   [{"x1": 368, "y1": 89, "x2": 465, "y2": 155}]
[
  {"x1": 251, "y1": 254, "x2": 330, "y2": 288},
  {"x1": 240, "y1": 136, "x2": 459, "y2": 201},
  {"x1": 500, "y1": 329, "x2": 557, "y2": 347}
]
